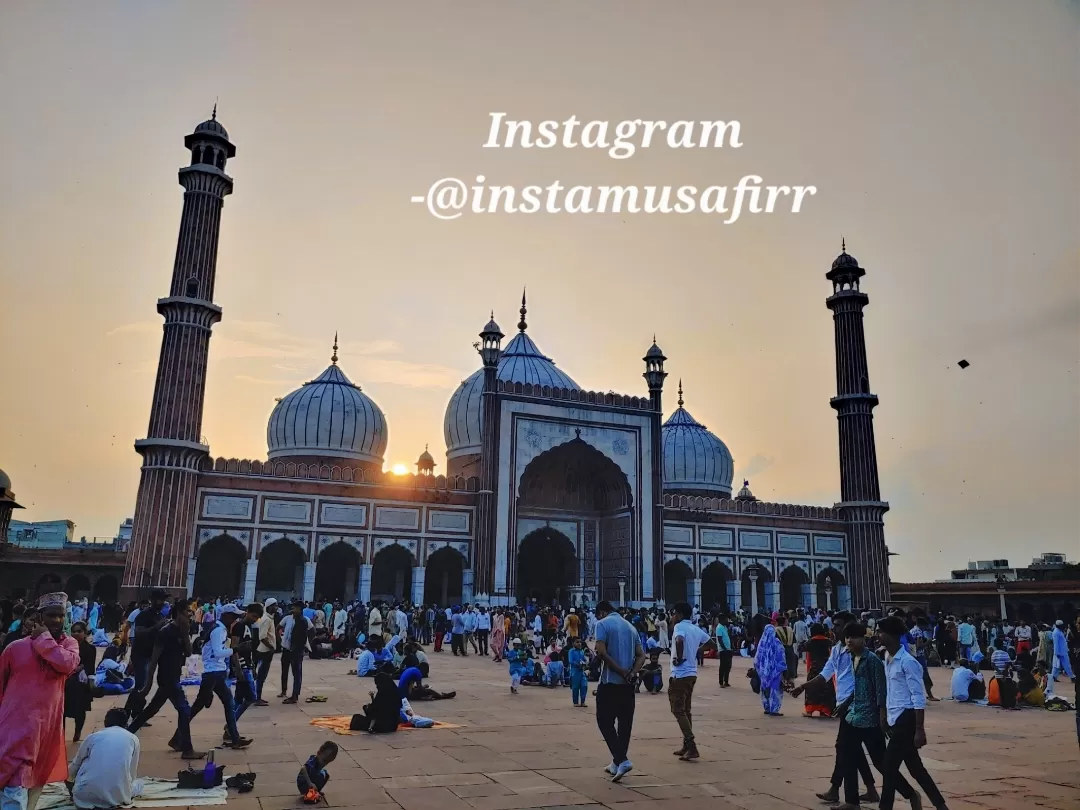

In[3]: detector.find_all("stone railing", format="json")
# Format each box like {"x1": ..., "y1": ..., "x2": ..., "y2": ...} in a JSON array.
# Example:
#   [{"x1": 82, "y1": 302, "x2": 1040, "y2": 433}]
[
  {"x1": 663, "y1": 493, "x2": 841, "y2": 521},
  {"x1": 200, "y1": 457, "x2": 480, "y2": 492},
  {"x1": 496, "y1": 380, "x2": 655, "y2": 410}
]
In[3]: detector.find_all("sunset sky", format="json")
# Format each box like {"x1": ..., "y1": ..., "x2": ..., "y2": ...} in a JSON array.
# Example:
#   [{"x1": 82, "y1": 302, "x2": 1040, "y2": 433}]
[{"x1": 1, "y1": 2, "x2": 1077, "y2": 582}]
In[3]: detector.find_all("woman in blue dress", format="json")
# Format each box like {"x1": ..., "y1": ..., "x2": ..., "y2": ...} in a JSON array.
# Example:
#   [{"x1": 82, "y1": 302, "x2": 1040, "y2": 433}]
[{"x1": 754, "y1": 624, "x2": 787, "y2": 716}]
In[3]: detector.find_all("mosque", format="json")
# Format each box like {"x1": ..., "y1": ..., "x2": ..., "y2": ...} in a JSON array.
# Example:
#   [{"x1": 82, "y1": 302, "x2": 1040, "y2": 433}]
[{"x1": 120, "y1": 113, "x2": 892, "y2": 612}]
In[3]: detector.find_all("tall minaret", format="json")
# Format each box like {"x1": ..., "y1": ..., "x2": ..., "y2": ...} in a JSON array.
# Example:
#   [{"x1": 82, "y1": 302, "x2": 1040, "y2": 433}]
[
  {"x1": 643, "y1": 338, "x2": 667, "y2": 604},
  {"x1": 122, "y1": 110, "x2": 236, "y2": 598},
  {"x1": 826, "y1": 241, "x2": 890, "y2": 610}
]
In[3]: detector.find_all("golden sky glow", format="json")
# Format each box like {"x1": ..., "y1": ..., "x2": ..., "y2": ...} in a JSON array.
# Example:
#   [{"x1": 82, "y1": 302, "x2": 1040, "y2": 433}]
[{"x1": 0, "y1": 2, "x2": 1077, "y2": 581}]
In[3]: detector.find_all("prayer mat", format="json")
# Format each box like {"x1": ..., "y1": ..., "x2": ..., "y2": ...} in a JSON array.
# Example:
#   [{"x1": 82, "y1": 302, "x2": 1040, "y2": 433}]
[
  {"x1": 39, "y1": 777, "x2": 228, "y2": 810},
  {"x1": 309, "y1": 715, "x2": 462, "y2": 734}
]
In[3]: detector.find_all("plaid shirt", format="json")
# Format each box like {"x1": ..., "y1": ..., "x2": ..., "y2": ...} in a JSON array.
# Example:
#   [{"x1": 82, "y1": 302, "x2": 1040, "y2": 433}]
[{"x1": 844, "y1": 650, "x2": 887, "y2": 729}]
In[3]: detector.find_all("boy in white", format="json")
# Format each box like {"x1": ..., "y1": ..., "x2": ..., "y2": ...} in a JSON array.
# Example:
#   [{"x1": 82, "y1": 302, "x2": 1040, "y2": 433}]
[
  {"x1": 67, "y1": 709, "x2": 143, "y2": 810},
  {"x1": 668, "y1": 601, "x2": 713, "y2": 762}
]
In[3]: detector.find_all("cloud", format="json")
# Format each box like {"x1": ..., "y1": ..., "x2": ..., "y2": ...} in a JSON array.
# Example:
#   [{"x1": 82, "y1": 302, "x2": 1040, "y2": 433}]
[
  {"x1": 738, "y1": 454, "x2": 775, "y2": 481},
  {"x1": 235, "y1": 375, "x2": 298, "y2": 386},
  {"x1": 357, "y1": 357, "x2": 462, "y2": 390},
  {"x1": 110, "y1": 318, "x2": 461, "y2": 391},
  {"x1": 106, "y1": 321, "x2": 158, "y2": 336}
]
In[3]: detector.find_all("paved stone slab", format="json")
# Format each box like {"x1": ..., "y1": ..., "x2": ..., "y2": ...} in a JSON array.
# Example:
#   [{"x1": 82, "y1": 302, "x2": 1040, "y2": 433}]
[{"x1": 65, "y1": 652, "x2": 1077, "y2": 810}]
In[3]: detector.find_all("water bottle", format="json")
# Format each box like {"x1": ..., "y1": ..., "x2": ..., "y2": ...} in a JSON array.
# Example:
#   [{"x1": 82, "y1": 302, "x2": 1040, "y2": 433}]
[{"x1": 203, "y1": 750, "x2": 215, "y2": 787}]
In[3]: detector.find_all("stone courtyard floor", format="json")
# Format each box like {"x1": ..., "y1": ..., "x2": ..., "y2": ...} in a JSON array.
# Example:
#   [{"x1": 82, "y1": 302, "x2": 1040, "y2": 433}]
[{"x1": 73, "y1": 652, "x2": 1079, "y2": 810}]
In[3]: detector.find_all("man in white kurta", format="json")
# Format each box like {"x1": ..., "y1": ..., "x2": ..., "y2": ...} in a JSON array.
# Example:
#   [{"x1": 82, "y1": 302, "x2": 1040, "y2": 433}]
[{"x1": 68, "y1": 709, "x2": 143, "y2": 810}]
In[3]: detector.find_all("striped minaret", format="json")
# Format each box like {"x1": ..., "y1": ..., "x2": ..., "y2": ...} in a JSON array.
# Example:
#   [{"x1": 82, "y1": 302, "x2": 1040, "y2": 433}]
[
  {"x1": 122, "y1": 110, "x2": 236, "y2": 599},
  {"x1": 826, "y1": 241, "x2": 890, "y2": 611}
]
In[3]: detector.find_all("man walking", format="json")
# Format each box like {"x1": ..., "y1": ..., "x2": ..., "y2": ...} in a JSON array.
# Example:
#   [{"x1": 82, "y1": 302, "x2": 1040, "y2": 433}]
[
  {"x1": 450, "y1": 608, "x2": 466, "y2": 656},
  {"x1": 715, "y1": 614, "x2": 734, "y2": 688},
  {"x1": 186, "y1": 604, "x2": 252, "y2": 749},
  {"x1": 280, "y1": 601, "x2": 309, "y2": 704},
  {"x1": 124, "y1": 591, "x2": 167, "y2": 716},
  {"x1": 593, "y1": 601, "x2": 645, "y2": 783},
  {"x1": 668, "y1": 602, "x2": 712, "y2": 761},
  {"x1": 476, "y1": 608, "x2": 490, "y2": 657},
  {"x1": 792, "y1": 611, "x2": 880, "y2": 805},
  {"x1": 877, "y1": 617, "x2": 949, "y2": 810},
  {"x1": 463, "y1": 606, "x2": 479, "y2": 655},
  {"x1": 252, "y1": 598, "x2": 278, "y2": 705},
  {"x1": 128, "y1": 603, "x2": 203, "y2": 760}
]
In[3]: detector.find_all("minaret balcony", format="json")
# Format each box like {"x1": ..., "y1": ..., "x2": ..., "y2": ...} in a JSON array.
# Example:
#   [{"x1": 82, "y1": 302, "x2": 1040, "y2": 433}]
[{"x1": 157, "y1": 296, "x2": 223, "y2": 330}]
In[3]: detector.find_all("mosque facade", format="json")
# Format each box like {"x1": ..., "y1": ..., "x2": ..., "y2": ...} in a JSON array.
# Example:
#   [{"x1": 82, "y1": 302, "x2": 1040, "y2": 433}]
[{"x1": 121, "y1": 114, "x2": 892, "y2": 612}]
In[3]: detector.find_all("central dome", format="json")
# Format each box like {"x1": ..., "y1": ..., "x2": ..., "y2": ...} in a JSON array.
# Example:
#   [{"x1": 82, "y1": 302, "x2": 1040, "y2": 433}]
[
  {"x1": 444, "y1": 297, "x2": 578, "y2": 460},
  {"x1": 661, "y1": 383, "x2": 734, "y2": 497},
  {"x1": 267, "y1": 348, "x2": 387, "y2": 466}
]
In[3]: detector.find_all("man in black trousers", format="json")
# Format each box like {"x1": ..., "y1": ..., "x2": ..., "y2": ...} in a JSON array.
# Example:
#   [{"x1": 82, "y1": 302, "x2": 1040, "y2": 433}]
[{"x1": 593, "y1": 601, "x2": 646, "y2": 783}]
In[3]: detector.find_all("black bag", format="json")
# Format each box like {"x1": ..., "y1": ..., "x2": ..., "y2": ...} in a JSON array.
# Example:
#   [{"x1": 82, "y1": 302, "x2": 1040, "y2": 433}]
[{"x1": 748, "y1": 667, "x2": 761, "y2": 694}]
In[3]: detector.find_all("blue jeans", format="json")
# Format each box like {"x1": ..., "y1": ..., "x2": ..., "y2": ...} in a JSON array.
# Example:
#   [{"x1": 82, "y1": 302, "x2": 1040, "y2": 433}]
[
  {"x1": 191, "y1": 671, "x2": 241, "y2": 742},
  {"x1": 131, "y1": 679, "x2": 193, "y2": 753},
  {"x1": 234, "y1": 669, "x2": 258, "y2": 721},
  {"x1": 570, "y1": 671, "x2": 587, "y2": 705},
  {"x1": 1, "y1": 787, "x2": 42, "y2": 810}
]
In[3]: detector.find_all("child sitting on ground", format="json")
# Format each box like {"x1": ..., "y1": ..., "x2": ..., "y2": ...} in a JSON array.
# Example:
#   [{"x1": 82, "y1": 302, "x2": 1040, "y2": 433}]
[
  {"x1": 297, "y1": 741, "x2": 338, "y2": 803},
  {"x1": 639, "y1": 649, "x2": 664, "y2": 694},
  {"x1": 544, "y1": 644, "x2": 565, "y2": 687}
]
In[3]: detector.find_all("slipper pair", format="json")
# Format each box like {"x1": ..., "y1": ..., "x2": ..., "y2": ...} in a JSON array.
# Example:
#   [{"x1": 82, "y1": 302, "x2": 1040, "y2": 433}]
[
  {"x1": 225, "y1": 772, "x2": 257, "y2": 793},
  {"x1": 305, "y1": 695, "x2": 328, "y2": 703}
]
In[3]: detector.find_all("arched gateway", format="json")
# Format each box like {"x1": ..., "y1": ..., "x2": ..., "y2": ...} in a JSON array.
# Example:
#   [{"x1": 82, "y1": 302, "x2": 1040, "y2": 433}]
[{"x1": 512, "y1": 435, "x2": 634, "y2": 606}]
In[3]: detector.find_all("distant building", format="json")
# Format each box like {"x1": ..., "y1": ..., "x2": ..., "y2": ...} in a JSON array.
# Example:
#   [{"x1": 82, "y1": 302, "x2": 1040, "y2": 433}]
[
  {"x1": 893, "y1": 551, "x2": 1079, "y2": 622},
  {"x1": 950, "y1": 552, "x2": 1077, "y2": 583},
  {"x1": 8, "y1": 519, "x2": 76, "y2": 549},
  {"x1": 0, "y1": 484, "x2": 128, "y2": 602}
]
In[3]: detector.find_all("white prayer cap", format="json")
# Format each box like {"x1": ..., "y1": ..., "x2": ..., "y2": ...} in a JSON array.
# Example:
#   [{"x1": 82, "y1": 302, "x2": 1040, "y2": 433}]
[
  {"x1": 38, "y1": 592, "x2": 69, "y2": 610},
  {"x1": 264, "y1": 598, "x2": 278, "y2": 609}
]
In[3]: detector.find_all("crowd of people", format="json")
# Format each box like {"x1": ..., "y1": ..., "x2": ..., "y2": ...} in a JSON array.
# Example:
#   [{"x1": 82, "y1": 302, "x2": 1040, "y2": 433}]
[{"x1": 0, "y1": 589, "x2": 1077, "y2": 810}]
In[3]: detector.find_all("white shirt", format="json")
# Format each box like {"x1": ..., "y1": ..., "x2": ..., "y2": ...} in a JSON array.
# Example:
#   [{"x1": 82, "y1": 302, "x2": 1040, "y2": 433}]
[
  {"x1": 333, "y1": 609, "x2": 348, "y2": 637},
  {"x1": 884, "y1": 647, "x2": 927, "y2": 725},
  {"x1": 820, "y1": 643, "x2": 856, "y2": 704},
  {"x1": 202, "y1": 622, "x2": 232, "y2": 673},
  {"x1": 69, "y1": 726, "x2": 143, "y2": 810},
  {"x1": 281, "y1": 615, "x2": 311, "y2": 652},
  {"x1": 794, "y1": 619, "x2": 810, "y2": 645},
  {"x1": 671, "y1": 619, "x2": 710, "y2": 679},
  {"x1": 368, "y1": 607, "x2": 383, "y2": 635},
  {"x1": 356, "y1": 649, "x2": 376, "y2": 676},
  {"x1": 950, "y1": 667, "x2": 982, "y2": 701},
  {"x1": 126, "y1": 609, "x2": 140, "y2": 640},
  {"x1": 1014, "y1": 625, "x2": 1032, "y2": 641}
]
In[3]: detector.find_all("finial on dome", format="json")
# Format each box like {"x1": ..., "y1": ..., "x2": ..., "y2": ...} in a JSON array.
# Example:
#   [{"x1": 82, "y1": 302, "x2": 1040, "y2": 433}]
[
  {"x1": 841, "y1": 236, "x2": 846, "y2": 254},
  {"x1": 678, "y1": 379, "x2": 684, "y2": 408},
  {"x1": 518, "y1": 288, "x2": 527, "y2": 332},
  {"x1": 212, "y1": 99, "x2": 218, "y2": 121},
  {"x1": 331, "y1": 332, "x2": 339, "y2": 365}
]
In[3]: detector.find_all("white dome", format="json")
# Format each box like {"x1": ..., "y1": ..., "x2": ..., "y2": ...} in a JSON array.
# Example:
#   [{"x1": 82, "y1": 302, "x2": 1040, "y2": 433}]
[
  {"x1": 444, "y1": 329, "x2": 578, "y2": 460},
  {"x1": 661, "y1": 388, "x2": 734, "y2": 497},
  {"x1": 267, "y1": 363, "x2": 387, "y2": 465}
]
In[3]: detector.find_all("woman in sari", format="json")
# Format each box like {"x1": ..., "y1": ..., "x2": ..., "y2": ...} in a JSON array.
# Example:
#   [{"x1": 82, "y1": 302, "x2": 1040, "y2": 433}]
[
  {"x1": 490, "y1": 611, "x2": 506, "y2": 662},
  {"x1": 754, "y1": 624, "x2": 787, "y2": 716},
  {"x1": 801, "y1": 623, "x2": 835, "y2": 717}
]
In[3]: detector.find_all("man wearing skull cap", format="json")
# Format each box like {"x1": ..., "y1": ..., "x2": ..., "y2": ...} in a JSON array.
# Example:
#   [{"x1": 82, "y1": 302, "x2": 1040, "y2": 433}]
[{"x1": 0, "y1": 592, "x2": 82, "y2": 810}]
